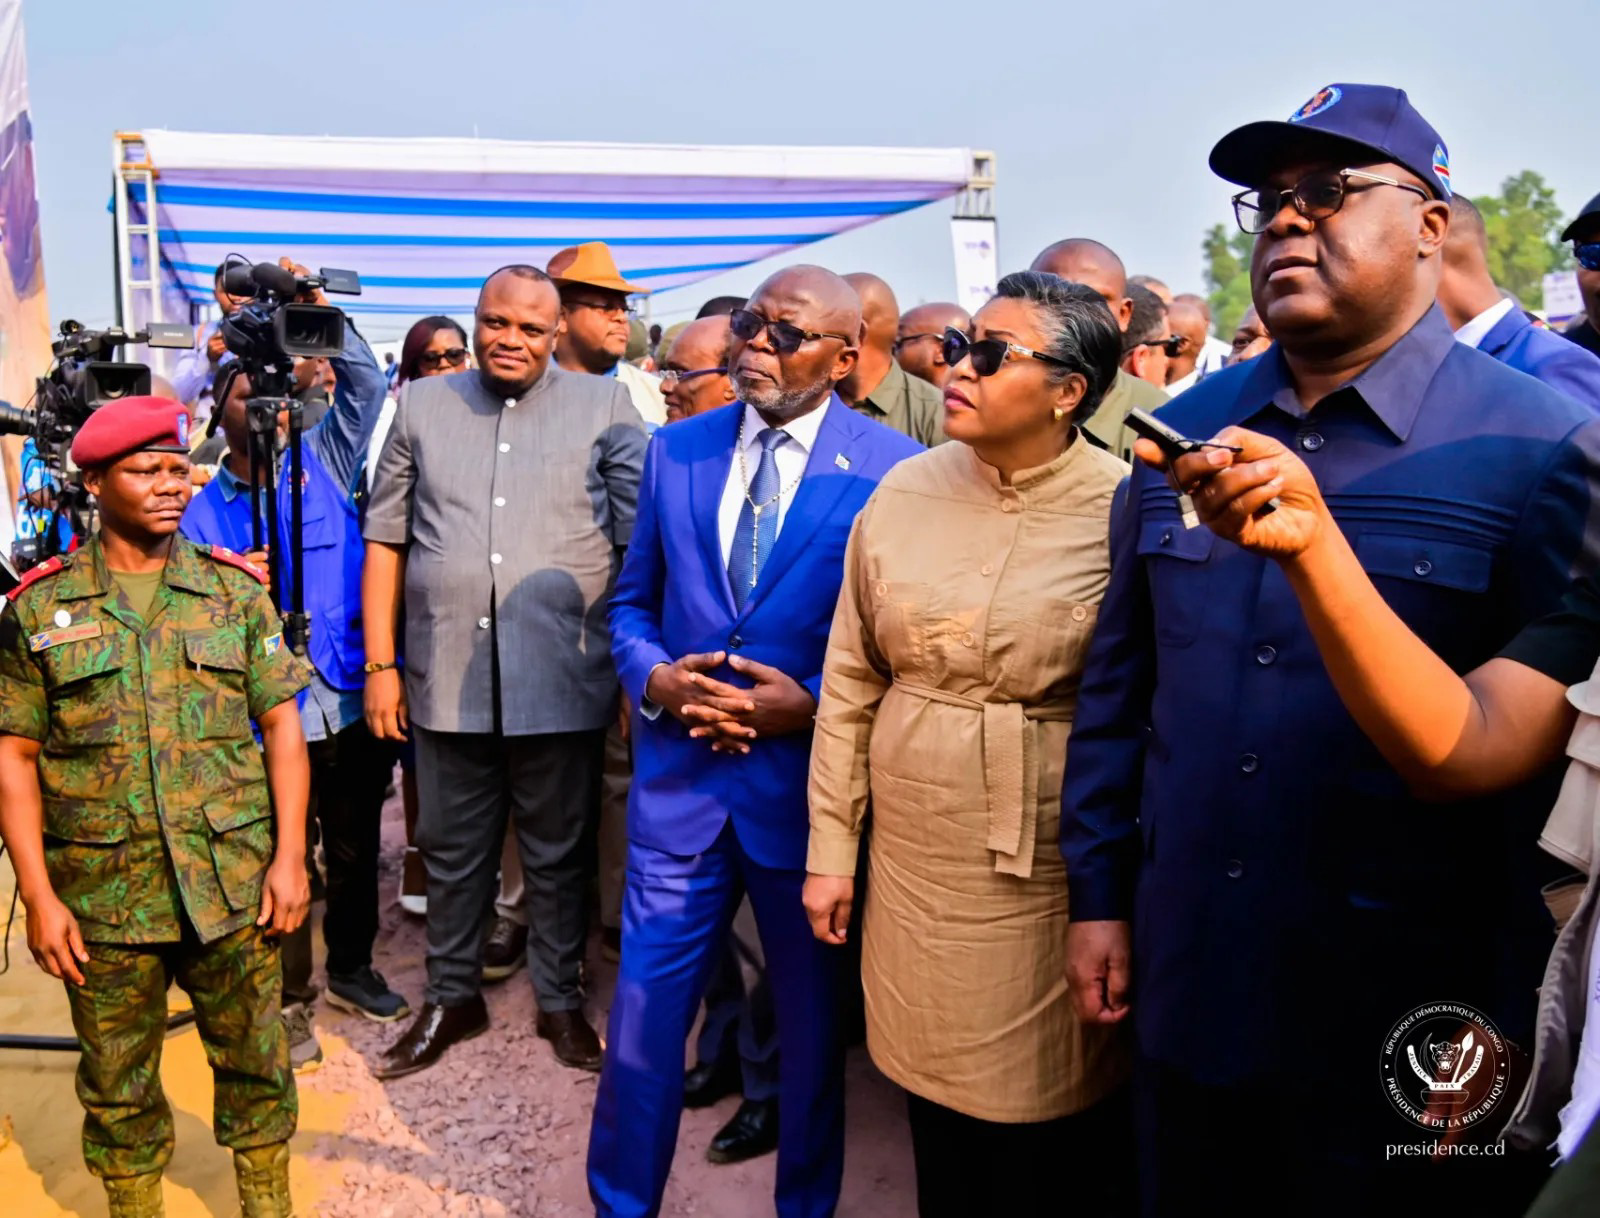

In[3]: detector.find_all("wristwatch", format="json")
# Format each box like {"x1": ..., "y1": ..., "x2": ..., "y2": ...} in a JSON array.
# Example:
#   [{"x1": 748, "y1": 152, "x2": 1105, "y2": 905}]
[{"x1": 363, "y1": 660, "x2": 400, "y2": 674}]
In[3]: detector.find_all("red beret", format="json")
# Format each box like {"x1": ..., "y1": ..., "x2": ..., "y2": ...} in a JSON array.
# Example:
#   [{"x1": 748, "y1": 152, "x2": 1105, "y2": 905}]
[{"x1": 70, "y1": 396, "x2": 193, "y2": 468}]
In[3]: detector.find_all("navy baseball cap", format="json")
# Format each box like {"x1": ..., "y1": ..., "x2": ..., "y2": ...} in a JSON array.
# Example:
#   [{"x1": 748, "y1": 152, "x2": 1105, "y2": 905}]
[
  {"x1": 1560, "y1": 191, "x2": 1600, "y2": 242},
  {"x1": 1210, "y1": 83, "x2": 1452, "y2": 200}
]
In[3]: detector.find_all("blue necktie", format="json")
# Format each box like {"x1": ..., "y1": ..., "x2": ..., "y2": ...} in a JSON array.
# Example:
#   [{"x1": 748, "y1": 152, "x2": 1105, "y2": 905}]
[{"x1": 728, "y1": 428, "x2": 787, "y2": 610}]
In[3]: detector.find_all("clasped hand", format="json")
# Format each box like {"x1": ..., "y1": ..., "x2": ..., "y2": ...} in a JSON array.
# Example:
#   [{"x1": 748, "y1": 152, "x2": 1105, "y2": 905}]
[{"x1": 646, "y1": 650, "x2": 815, "y2": 754}]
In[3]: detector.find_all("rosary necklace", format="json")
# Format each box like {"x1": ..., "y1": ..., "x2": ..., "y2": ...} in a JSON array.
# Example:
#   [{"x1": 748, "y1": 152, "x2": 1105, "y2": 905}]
[
  {"x1": 736, "y1": 414, "x2": 803, "y2": 592},
  {"x1": 737, "y1": 414, "x2": 804, "y2": 521}
]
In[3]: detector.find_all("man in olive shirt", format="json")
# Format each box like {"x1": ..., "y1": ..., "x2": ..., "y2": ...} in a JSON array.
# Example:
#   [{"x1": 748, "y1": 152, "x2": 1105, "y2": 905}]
[
  {"x1": 1031, "y1": 237, "x2": 1168, "y2": 460},
  {"x1": 839, "y1": 272, "x2": 946, "y2": 446}
]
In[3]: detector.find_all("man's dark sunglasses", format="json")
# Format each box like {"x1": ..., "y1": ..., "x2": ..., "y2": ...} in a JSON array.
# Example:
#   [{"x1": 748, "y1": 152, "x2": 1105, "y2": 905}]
[
  {"x1": 941, "y1": 327, "x2": 1071, "y2": 377},
  {"x1": 1232, "y1": 167, "x2": 1431, "y2": 235},
  {"x1": 1575, "y1": 242, "x2": 1600, "y2": 273},
  {"x1": 419, "y1": 347, "x2": 469, "y2": 370},
  {"x1": 893, "y1": 332, "x2": 944, "y2": 352},
  {"x1": 1139, "y1": 336, "x2": 1186, "y2": 358},
  {"x1": 728, "y1": 308, "x2": 853, "y2": 355}
]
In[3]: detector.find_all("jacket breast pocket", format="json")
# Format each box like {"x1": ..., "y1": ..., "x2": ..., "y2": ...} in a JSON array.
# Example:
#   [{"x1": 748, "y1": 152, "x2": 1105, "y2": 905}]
[
  {"x1": 1137, "y1": 518, "x2": 1215, "y2": 648},
  {"x1": 1354, "y1": 533, "x2": 1493, "y2": 649},
  {"x1": 870, "y1": 579, "x2": 932, "y2": 677},
  {"x1": 184, "y1": 632, "x2": 253, "y2": 739},
  {"x1": 44, "y1": 641, "x2": 126, "y2": 750}
]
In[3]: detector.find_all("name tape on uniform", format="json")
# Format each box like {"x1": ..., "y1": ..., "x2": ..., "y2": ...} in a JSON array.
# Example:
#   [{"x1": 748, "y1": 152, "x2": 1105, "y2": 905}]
[{"x1": 30, "y1": 621, "x2": 105, "y2": 651}]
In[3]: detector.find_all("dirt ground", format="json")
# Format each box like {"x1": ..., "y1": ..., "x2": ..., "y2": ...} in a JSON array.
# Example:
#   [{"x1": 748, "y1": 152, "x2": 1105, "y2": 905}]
[{"x1": 0, "y1": 781, "x2": 918, "y2": 1217}]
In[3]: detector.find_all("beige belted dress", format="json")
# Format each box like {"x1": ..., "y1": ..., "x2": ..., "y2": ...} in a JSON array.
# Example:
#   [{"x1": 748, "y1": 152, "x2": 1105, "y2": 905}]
[{"x1": 808, "y1": 435, "x2": 1131, "y2": 1122}]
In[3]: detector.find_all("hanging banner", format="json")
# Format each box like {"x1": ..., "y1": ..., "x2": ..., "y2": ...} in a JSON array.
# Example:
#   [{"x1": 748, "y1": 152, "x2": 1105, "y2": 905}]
[
  {"x1": 1543, "y1": 270, "x2": 1582, "y2": 327},
  {"x1": 950, "y1": 217, "x2": 998, "y2": 316},
  {"x1": 0, "y1": 0, "x2": 50, "y2": 552}
]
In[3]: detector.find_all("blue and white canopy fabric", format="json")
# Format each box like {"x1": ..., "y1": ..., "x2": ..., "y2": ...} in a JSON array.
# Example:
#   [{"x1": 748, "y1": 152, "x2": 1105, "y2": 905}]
[{"x1": 132, "y1": 131, "x2": 974, "y2": 337}]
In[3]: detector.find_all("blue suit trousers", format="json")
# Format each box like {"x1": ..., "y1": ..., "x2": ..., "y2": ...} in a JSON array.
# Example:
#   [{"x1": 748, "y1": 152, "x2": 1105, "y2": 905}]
[{"x1": 587, "y1": 824, "x2": 844, "y2": 1218}]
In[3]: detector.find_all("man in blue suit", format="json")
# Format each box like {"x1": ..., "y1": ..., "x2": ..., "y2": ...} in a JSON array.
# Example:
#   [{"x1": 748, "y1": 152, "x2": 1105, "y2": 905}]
[
  {"x1": 1439, "y1": 195, "x2": 1600, "y2": 409},
  {"x1": 587, "y1": 266, "x2": 921, "y2": 1218}
]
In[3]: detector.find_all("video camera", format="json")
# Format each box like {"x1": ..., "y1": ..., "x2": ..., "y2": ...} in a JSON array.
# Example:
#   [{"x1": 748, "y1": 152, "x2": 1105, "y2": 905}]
[
  {"x1": 0, "y1": 321, "x2": 194, "y2": 569},
  {"x1": 216, "y1": 260, "x2": 361, "y2": 659},
  {"x1": 0, "y1": 319, "x2": 194, "y2": 450},
  {"x1": 218, "y1": 259, "x2": 360, "y2": 393}
]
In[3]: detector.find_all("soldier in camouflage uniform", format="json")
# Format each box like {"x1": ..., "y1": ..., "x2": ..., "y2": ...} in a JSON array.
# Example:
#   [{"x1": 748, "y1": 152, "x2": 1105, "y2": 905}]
[{"x1": 0, "y1": 396, "x2": 312, "y2": 1218}]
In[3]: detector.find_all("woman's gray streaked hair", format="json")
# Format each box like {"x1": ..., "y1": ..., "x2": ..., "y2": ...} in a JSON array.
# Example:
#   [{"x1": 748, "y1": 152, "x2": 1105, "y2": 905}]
[{"x1": 992, "y1": 270, "x2": 1124, "y2": 424}]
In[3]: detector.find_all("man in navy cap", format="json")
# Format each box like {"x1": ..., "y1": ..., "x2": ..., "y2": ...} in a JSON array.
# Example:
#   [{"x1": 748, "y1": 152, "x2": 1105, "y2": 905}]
[
  {"x1": 1561, "y1": 192, "x2": 1600, "y2": 358},
  {"x1": 1438, "y1": 195, "x2": 1600, "y2": 410},
  {"x1": 1061, "y1": 83, "x2": 1600, "y2": 1213}
]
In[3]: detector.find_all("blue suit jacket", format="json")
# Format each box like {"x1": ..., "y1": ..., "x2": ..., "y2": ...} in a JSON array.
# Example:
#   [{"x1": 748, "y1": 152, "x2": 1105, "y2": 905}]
[
  {"x1": 610, "y1": 396, "x2": 921, "y2": 870},
  {"x1": 1482, "y1": 307, "x2": 1600, "y2": 412}
]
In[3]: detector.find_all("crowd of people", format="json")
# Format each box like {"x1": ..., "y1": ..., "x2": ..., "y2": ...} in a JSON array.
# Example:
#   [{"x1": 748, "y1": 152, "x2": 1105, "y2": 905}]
[{"x1": 4, "y1": 78, "x2": 1600, "y2": 1218}]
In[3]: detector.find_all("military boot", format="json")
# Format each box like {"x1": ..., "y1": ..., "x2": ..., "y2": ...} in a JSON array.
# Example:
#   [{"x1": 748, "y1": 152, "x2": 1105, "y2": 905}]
[
  {"x1": 233, "y1": 1142, "x2": 293, "y2": 1217},
  {"x1": 103, "y1": 1171, "x2": 165, "y2": 1217}
]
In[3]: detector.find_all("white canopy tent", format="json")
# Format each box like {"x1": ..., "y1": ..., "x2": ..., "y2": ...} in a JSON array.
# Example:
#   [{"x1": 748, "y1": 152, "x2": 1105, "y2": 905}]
[{"x1": 113, "y1": 131, "x2": 992, "y2": 339}]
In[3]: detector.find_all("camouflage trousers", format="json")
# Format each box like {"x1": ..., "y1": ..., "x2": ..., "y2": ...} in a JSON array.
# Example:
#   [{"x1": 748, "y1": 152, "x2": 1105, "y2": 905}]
[{"x1": 64, "y1": 923, "x2": 297, "y2": 1179}]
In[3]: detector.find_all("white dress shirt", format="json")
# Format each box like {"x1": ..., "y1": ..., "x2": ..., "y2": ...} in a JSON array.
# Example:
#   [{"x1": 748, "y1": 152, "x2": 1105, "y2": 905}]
[
  {"x1": 717, "y1": 400, "x2": 828, "y2": 565},
  {"x1": 1454, "y1": 297, "x2": 1516, "y2": 349}
]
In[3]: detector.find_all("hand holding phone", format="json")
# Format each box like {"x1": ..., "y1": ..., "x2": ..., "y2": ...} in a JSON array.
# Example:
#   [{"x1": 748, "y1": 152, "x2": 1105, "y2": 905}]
[{"x1": 1126, "y1": 408, "x2": 1277, "y2": 527}]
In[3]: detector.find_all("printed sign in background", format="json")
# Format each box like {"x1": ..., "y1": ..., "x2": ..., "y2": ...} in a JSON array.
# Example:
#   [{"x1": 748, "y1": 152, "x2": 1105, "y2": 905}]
[
  {"x1": 1544, "y1": 270, "x2": 1583, "y2": 327},
  {"x1": 0, "y1": 0, "x2": 51, "y2": 553},
  {"x1": 950, "y1": 217, "x2": 999, "y2": 319}
]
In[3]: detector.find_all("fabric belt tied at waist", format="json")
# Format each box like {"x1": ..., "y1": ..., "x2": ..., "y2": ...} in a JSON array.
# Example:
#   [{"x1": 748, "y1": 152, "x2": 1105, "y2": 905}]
[{"x1": 894, "y1": 681, "x2": 1071, "y2": 879}]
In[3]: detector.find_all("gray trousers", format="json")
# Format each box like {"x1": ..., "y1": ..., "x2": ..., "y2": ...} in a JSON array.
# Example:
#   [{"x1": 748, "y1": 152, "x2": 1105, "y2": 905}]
[
  {"x1": 413, "y1": 724, "x2": 605, "y2": 1010},
  {"x1": 497, "y1": 721, "x2": 629, "y2": 930}
]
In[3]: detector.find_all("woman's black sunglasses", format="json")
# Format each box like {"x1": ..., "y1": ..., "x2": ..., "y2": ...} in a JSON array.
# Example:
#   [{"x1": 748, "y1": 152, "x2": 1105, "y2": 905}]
[
  {"x1": 419, "y1": 347, "x2": 469, "y2": 370},
  {"x1": 941, "y1": 327, "x2": 1071, "y2": 377},
  {"x1": 728, "y1": 308, "x2": 853, "y2": 355}
]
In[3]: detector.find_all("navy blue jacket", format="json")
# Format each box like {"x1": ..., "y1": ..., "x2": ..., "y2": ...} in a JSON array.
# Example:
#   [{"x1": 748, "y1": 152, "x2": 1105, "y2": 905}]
[
  {"x1": 610, "y1": 398, "x2": 920, "y2": 871},
  {"x1": 1480, "y1": 307, "x2": 1600, "y2": 412},
  {"x1": 1061, "y1": 307, "x2": 1600, "y2": 1082}
]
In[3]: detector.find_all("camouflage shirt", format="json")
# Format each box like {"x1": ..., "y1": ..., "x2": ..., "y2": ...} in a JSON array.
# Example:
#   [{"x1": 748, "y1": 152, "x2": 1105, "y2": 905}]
[{"x1": 0, "y1": 536, "x2": 309, "y2": 944}]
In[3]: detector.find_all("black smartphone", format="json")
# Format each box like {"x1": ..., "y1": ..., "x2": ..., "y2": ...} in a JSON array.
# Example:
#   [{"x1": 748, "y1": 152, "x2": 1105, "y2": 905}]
[{"x1": 1124, "y1": 407, "x2": 1276, "y2": 519}]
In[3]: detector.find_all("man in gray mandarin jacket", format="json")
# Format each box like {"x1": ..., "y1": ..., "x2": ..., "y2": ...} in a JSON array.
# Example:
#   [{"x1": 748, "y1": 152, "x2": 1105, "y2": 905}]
[{"x1": 363, "y1": 265, "x2": 647, "y2": 1078}]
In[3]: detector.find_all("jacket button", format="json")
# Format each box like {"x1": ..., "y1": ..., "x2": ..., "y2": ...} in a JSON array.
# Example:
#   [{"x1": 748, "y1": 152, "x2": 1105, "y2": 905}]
[
  {"x1": 1071, "y1": 605, "x2": 1089, "y2": 622},
  {"x1": 875, "y1": 582, "x2": 888, "y2": 598},
  {"x1": 498, "y1": 442, "x2": 510, "y2": 453},
  {"x1": 490, "y1": 553, "x2": 503, "y2": 565},
  {"x1": 1413, "y1": 559, "x2": 1433, "y2": 577},
  {"x1": 477, "y1": 617, "x2": 491, "y2": 630},
  {"x1": 961, "y1": 632, "x2": 975, "y2": 647},
  {"x1": 981, "y1": 564, "x2": 993, "y2": 576},
  {"x1": 1160, "y1": 528, "x2": 1173, "y2": 547},
  {"x1": 1226, "y1": 859, "x2": 1245, "y2": 880},
  {"x1": 1299, "y1": 432, "x2": 1324, "y2": 452},
  {"x1": 494, "y1": 497, "x2": 506, "y2": 508},
  {"x1": 1240, "y1": 753, "x2": 1260, "y2": 774},
  {"x1": 1255, "y1": 645, "x2": 1277, "y2": 666},
  {"x1": 1001, "y1": 500, "x2": 1016, "y2": 513},
  {"x1": 729, "y1": 635, "x2": 744, "y2": 649}
]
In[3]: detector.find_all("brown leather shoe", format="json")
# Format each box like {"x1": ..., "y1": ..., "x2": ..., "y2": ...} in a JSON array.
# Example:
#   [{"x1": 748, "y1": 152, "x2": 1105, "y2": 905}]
[
  {"x1": 374, "y1": 996, "x2": 488, "y2": 1080},
  {"x1": 536, "y1": 1008, "x2": 603, "y2": 1072}
]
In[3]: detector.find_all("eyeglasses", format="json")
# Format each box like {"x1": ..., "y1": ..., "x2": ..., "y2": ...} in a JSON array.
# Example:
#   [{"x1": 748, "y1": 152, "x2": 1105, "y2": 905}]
[
  {"x1": 1575, "y1": 242, "x2": 1600, "y2": 273},
  {"x1": 892, "y1": 332, "x2": 944, "y2": 353},
  {"x1": 1231, "y1": 168, "x2": 1432, "y2": 235},
  {"x1": 659, "y1": 366, "x2": 727, "y2": 392},
  {"x1": 1138, "y1": 336, "x2": 1186, "y2": 358},
  {"x1": 566, "y1": 296, "x2": 637, "y2": 319},
  {"x1": 941, "y1": 327, "x2": 1072, "y2": 377},
  {"x1": 418, "y1": 347, "x2": 469, "y2": 370},
  {"x1": 728, "y1": 308, "x2": 853, "y2": 355}
]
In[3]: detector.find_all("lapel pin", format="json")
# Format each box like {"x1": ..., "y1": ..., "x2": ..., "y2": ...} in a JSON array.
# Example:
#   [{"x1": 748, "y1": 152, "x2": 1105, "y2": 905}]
[
  {"x1": 54, "y1": 610, "x2": 72, "y2": 628},
  {"x1": 834, "y1": 453, "x2": 851, "y2": 471}
]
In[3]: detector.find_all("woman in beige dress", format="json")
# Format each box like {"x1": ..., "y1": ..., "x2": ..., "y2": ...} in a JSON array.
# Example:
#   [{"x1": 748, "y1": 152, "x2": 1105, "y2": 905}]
[{"x1": 804, "y1": 271, "x2": 1134, "y2": 1216}]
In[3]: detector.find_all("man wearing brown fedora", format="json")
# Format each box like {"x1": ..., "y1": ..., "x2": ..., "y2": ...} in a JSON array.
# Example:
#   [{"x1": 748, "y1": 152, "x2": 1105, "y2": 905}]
[{"x1": 549, "y1": 242, "x2": 667, "y2": 427}]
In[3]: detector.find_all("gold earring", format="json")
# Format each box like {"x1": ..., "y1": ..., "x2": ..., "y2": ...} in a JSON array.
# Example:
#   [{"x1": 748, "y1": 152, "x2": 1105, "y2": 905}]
[{"x1": 1052, "y1": 407, "x2": 1066, "y2": 422}]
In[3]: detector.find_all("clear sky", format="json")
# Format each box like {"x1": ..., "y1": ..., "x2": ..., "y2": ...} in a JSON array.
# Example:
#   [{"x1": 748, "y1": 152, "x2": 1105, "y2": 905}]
[{"x1": 18, "y1": 0, "x2": 1596, "y2": 338}]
